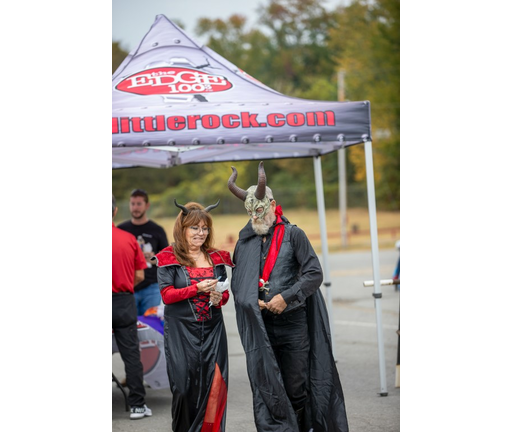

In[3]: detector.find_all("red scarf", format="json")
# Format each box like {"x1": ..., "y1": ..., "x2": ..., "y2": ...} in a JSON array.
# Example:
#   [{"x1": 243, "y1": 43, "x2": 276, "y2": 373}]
[{"x1": 259, "y1": 205, "x2": 284, "y2": 289}]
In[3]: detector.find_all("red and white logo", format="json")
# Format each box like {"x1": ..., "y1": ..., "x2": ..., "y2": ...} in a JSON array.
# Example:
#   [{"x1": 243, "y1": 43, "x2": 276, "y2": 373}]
[{"x1": 115, "y1": 67, "x2": 233, "y2": 96}]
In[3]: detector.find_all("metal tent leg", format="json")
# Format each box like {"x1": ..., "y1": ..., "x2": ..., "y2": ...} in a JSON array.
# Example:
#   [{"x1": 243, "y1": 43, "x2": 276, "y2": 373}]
[
  {"x1": 313, "y1": 156, "x2": 335, "y2": 357},
  {"x1": 364, "y1": 140, "x2": 388, "y2": 396}
]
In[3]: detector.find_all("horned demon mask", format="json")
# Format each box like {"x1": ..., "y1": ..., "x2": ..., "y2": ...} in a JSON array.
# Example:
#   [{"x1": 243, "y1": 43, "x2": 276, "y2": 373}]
[{"x1": 228, "y1": 161, "x2": 273, "y2": 220}]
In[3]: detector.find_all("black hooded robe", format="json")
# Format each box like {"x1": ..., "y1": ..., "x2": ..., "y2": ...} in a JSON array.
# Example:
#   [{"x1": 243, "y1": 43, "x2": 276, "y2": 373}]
[{"x1": 231, "y1": 217, "x2": 349, "y2": 432}]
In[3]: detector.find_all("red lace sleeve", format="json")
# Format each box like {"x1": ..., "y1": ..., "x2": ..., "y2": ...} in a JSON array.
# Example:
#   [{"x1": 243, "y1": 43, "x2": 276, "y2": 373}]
[{"x1": 160, "y1": 284, "x2": 198, "y2": 304}]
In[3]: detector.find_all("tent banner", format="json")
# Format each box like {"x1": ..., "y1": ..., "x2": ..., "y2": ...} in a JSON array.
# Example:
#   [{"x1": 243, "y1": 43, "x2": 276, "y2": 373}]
[{"x1": 112, "y1": 101, "x2": 370, "y2": 147}]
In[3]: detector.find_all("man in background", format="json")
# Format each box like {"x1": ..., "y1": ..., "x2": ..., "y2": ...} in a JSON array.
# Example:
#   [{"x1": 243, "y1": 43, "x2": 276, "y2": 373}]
[
  {"x1": 118, "y1": 189, "x2": 169, "y2": 316},
  {"x1": 112, "y1": 194, "x2": 152, "y2": 420}
]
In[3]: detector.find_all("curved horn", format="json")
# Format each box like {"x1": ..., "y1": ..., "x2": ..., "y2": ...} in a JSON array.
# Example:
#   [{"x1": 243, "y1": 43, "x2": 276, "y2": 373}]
[
  {"x1": 254, "y1": 161, "x2": 267, "y2": 200},
  {"x1": 228, "y1": 166, "x2": 248, "y2": 201},
  {"x1": 174, "y1": 199, "x2": 189, "y2": 215},
  {"x1": 204, "y1": 199, "x2": 220, "y2": 213}
]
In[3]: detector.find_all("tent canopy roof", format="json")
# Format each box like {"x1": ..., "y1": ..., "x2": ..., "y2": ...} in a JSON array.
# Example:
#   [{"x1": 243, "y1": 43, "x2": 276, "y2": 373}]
[{"x1": 112, "y1": 15, "x2": 371, "y2": 168}]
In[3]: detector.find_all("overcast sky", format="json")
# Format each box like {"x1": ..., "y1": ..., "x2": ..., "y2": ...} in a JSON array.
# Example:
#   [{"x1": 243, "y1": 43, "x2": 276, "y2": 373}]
[{"x1": 112, "y1": 0, "x2": 345, "y2": 51}]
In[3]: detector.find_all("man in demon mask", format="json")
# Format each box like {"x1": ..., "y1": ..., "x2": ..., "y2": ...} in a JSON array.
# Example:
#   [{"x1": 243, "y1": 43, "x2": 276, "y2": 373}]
[{"x1": 228, "y1": 161, "x2": 349, "y2": 432}]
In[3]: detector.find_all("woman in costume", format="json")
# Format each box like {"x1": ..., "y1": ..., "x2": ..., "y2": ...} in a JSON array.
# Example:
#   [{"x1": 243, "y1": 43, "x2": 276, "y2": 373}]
[{"x1": 154, "y1": 200, "x2": 234, "y2": 432}]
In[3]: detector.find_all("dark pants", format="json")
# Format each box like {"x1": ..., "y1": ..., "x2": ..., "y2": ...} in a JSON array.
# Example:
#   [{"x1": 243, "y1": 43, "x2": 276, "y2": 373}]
[
  {"x1": 263, "y1": 307, "x2": 310, "y2": 411},
  {"x1": 112, "y1": 293, "x2": 146, "y2": 408}
]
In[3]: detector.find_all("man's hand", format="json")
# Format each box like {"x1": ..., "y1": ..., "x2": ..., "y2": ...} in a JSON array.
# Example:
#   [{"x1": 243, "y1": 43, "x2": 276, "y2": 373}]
[
  {"x1": 258, "y1": 299, "x2": 267, "y2": 310},
  {"x1": 266, "y1": 294, "x2": 287, "y2": 314}
]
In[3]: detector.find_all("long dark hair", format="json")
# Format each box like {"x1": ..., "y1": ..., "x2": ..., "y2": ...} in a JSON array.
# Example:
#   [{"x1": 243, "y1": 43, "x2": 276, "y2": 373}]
[{"x1": 172, "y1": 202, "x2": 215, "y2": 267}]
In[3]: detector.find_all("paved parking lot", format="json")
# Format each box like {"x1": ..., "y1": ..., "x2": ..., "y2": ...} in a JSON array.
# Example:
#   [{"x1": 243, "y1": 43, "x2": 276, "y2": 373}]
[{"x1": 113, "y1": 248, "x2": 400, "y2": 431}]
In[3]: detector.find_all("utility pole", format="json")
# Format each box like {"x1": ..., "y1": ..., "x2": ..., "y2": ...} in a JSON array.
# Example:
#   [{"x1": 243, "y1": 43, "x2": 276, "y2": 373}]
[{"x1": 338, "y1": 69, "x2": 348, "y2": 248}]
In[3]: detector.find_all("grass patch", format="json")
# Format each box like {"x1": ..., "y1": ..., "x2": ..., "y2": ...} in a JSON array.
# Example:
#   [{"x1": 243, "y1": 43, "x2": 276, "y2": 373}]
[{"x1": 152, "y1": 207, "x2": 400, "y2": 255}]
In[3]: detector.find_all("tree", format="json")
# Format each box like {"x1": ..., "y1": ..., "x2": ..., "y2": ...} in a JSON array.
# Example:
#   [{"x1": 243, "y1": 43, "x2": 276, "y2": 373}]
[
  {"x1": 195, "y1": 0, "x2": 338, "y2": 98},
  {"x1": 112, "y1": 0, "x2": 400, "y2": 211},
  {"x1": 258, "y1": 0, "x2": 337, "y2": 92},
  {"x1": 329, "y1": 0, "x2": 400, "y2": 209},
  {"x1": 195, "y1": 15, "x2": 272, "y2": 83},
  {"x1": 112, "y1": 41, "x2": 128, "y2": 74}
]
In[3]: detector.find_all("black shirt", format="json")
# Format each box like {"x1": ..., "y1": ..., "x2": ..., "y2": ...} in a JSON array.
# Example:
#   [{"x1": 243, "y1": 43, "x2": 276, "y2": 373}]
[{"x1": 117, "y1": 220, "x2": 169, "y2": 291}]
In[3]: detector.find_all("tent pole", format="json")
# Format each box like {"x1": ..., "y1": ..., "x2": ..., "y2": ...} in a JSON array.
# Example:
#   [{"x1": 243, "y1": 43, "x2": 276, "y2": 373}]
[
  {"x1": 338, "y1": 148, "x2": 348, "y2": 248},
  {"x1": 337, "y1": 70, "x2": 348, "y2": 248},
  {"x1": 363, "y1": 139, "x2": 388, "y2": 396},
  {"x1": 313, "y1": 156, "x2": 335, "y2": 358}
]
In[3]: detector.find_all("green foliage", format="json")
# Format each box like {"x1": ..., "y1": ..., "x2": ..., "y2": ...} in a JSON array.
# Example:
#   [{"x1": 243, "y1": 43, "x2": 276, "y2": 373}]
[
  {"x1": 112, "y1": 41, "x2": 128, "y2": 74},
  {"x1": 112, "y1": 0, "x2": 400, "y2": 213},
  {"x1": 195, "y1": 15, "x2": 275, "y2": 89},
  {"x1": 329, "y1": 0, "x2": 400, "y2": 209},
  {"x1": 295, "y1": 75, "x2": 338, "y2": 101},
  {"x1": 256, "y1": 0, "x2": 337, "y2": 92}
]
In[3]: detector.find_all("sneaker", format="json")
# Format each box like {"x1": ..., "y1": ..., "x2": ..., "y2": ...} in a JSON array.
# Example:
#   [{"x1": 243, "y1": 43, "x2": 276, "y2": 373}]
[{"x1": 130, "y1": 404, "x2": 152, "y2": 420}]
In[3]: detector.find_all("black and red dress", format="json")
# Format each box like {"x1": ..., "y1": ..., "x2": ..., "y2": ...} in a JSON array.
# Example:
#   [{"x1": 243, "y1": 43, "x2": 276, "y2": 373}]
[{"x1": 154, "y1": 246, "x2": 234, "y2": 432}]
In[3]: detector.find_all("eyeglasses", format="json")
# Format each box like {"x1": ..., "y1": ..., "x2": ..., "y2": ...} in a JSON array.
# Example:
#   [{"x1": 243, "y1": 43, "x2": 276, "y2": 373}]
[{"x1": 189, "y1": 226, "x2": 210, "y2": 234}]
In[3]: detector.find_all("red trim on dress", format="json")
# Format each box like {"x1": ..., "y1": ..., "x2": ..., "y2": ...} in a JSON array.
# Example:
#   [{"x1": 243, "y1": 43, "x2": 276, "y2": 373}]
[
  {"x1": 201, "y1": 363, "x2": 227, "y2": 432},
  {"x1": 155, "y1": 246, "x2": 234, "y2": 268}
]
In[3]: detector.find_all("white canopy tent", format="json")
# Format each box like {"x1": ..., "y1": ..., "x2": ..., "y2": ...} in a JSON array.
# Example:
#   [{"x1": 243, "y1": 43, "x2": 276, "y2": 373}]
[{"x1": 112, "y1": 15, "x2": 388, "y2": 395}]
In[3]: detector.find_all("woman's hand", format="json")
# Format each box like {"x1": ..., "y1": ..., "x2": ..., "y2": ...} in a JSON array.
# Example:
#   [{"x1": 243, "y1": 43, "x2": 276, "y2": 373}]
[
  {"x1": 197, "y1": 279, "x2": 218, "y2": 293},
  {"x1": 209, "y1": 291, "x2": 222, "y2": 306}
]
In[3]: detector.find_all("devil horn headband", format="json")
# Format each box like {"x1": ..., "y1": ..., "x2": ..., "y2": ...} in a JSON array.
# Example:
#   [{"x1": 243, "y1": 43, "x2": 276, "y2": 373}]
[
  {"x1": 174, "y1": 199, "x2": 220, "y2": 214},
  {"x1": 204, "y1": 199, "x2": 220, "y2": 212}
]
